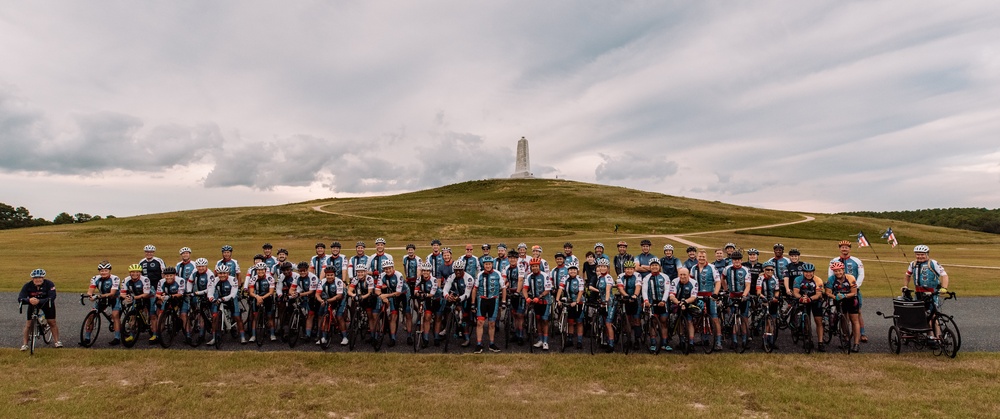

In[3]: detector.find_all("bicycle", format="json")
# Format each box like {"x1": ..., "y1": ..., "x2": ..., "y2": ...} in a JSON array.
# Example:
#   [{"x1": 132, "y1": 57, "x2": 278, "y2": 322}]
[
  {"x1": 78, "y1": 294, "x2": 116, "y2": 348},
  {"x1": 760, "y1": 297, "x2": 780, "y2": 354},
  {"x1": 833, "y1": 299, "x2": 855, "y2": 355},
  {"x1": 821, "y1": 299, "x2": 837, "y2": 347},
  {"x1": 119, "y1": 293, "x2": 153, "y2": 348},
  {"x1": 642, "y1": 305, "x2": 662, "y2": 355},
  {"x1": 410, "y1": 297, "x2": 426, "y2": 353},
  {"x1": 877, "y1": 290, "x2": 959, "y2": 358},
  {"x1": 695, "y1": 295, "x2": 719, "y2": 354},
  {"x1": 188, "y1": 295, "x2": 214, "y2": 348},
  {"x1": 249, "y1": 296, "x2": 272, "y2": 348},
  {"x1": 724, "y1": 294, "x2": 750, "y2": 353},
  {"x1": 214, "y1": 299, "x2": 241, "y2": 350},
  {"x1": 587, "y1": 302, "x2": 609, "y2": 355},
  {"x1": 286, "y1": 298, "x2": 305, "y2": 348},
  {"x1": 613, "y1": 297, "x2": 635, "y2": 355},
  {"x1": 788, "y1": 302, "x2": 814, "y2": 354},
  {"x1": 347, "y1": 297, "x2": 368, "y2": 352},
  {"x1": 156, "y1": 296, "x2": 184, "y2": 348},
  {"x1": 556, "y1": 299, "x2": 571, "y2": 352},
  {"x1": 19, "y1": 302, "x2": 53, "y2": 355}
]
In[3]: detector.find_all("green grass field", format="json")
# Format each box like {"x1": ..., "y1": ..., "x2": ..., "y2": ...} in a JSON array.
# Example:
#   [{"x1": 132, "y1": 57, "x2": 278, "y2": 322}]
[{"x1": 3, "y1": 349, "x2": 999, "y2": 418}]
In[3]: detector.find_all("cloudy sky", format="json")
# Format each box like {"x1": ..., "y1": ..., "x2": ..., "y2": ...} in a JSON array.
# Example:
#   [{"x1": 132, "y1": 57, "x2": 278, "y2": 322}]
[{"x1": 2, "y1": 1, "x2": 999, "y2": 219}]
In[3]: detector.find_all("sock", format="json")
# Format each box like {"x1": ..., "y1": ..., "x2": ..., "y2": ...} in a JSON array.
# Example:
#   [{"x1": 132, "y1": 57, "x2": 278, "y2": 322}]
[
  {"x1": 321, "y1": 331, "x2": 327, "y2": 339},
  {"x1": 305, "y1": 328, "x2": 312, "y2": 336},
  {"x1": 270, "y1": 328, "x2": 275, "y2": 335},
  {"x1": 650, "y1": 337, "x2": 657, "y2": 347},
  {"x1": 542, "y1": 336, "x2": 548, "y2": 344},
  {"x1": 240, "y1": 332, "x2": 245, "y2": 339},
  {"x1": 608, "y1": 338, "x2": 614, "y2": 346},
  {"x1": 577, "y1": 335, "x2": 583, "y2": 343},
  {"x1": 861, "y1": 327, "x2": 866, "y2": 335},
  {"x1": 477, "y1": 339, "x2": 482, "y2": 345},
  {"x1": 85, "y1": 332, "x2": 92, "y2": 340}
]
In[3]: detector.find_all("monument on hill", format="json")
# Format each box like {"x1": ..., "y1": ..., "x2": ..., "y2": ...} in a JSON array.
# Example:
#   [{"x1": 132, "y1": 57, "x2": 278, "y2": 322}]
[{"x1": 510, "y1": 137, "x2": 533, "y2": 178}]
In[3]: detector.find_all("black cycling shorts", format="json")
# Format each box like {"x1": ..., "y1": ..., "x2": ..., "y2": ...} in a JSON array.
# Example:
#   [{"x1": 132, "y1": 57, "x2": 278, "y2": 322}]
[{"x1": 26, "y1": 303, "x2": 56, "y2": 320}]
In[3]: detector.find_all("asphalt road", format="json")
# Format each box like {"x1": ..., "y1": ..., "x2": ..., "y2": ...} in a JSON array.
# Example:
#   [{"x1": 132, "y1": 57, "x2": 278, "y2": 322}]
[{"x1": 4, "y1": 292, "x2": 995, "y2": 355}]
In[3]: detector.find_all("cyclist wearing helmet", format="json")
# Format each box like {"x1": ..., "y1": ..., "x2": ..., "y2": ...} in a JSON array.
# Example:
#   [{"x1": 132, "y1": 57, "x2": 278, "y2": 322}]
[
  {"x1": 185, "y1": 258, "x2": 216, "y2": 344},
  {"x1": 613, "y1": 241, "x2": 633, "y2": 278},
  {"x1": 472, "y1": 256, "x2": 506, "y2": 353},
  {"x1": 522, "y1": 259, "x2": 553, "y2": 350},
  {"x1": 18, "y1": 269, "x2": 61, "y2": 350},
  {"x1": 245, "y1": 254, "x2": 267, "y2": 288},
  {"x1": 247, "y1": 262, "x2": 279, "y2": 342},
  {"x1": 443, "y1": 259, "x2": 475, "y2": 347},
  {"x1": 691, "y1": 250, "x2": 723, "y2": 351},
  {"x1": 904, "y1": 244, "x2": 950, "y2": 307},
  {"x1": 642, "y1": 259, "x2": 672, "y2": 352},
  {"x1": 414, "y1": 262, "x2": 439, "y2": 348},
  {"x1": 261, "y1": 243, "x2": 278, "y2": 271},
  {"x1": 669, "y1": 267, "x2": 698, "y2": 349},
  {"x1": 461, "y1": 244, "x2": 480, "y2": 278},
  {"x1": 310, "y1": 243, "x2": 328, "y2": 275},
  {"x1": 829, "y1": 240, "x2": 866, "y2": 342},
  {"x1": 216, "y1": 245, "x2": 241, "y2": 288},
  {"x1": 426, "y1": 239, "x2": 445, "y2": 279},
  {"x1": 711, "y1": 249, "x2": 730, "y2": 278},
  {"x1": 550, "y1": 253, "x2": 569, "y2": 298},
  {"x1": 683, "y1": 246, "x2": 699, "y2": 271},
  {"x1": 328, "y1": 242, "x2": 348, "y2": 285},
  {"x1": 756, "y1": 262, "x2": 782, "y2": 349},
  {"x1": 722, "y1": 252, "x2": 751, "y2": 348},
  {"x1": 616, "y1": 260, "x2": 644, "y2": 350},
  {"x1": 562, "y1": 242, "x2": 579, "y2": 266},
  {"x1": 291, "y1": 261, "x2": 320, "y2": 342},
  {"x1": 317, "y1": 266, "x2": 349, "y2": 346},
  {"x1": 153, "y1": 267, "x2": 185, "y2": 344},
  {"x1": 140, "y1": 245, "x2": 167, "y2": 286},
  {"x1": 745, "y1": 249, "x2": 763, "y2": 286},
  {"x1": 505, "y1": 249, "x2": 526, "y2": 344},
  {"x1": 593, "y1": 242, "x2": 609, "y2": 264},
  {"x1": 659, "y1": 244, "x2": 682, "y2": 281},
  {"x1": 826, "y1": 261, "x2": 860, "y2": 352},
  {"x1": 529, "y1": 245, "x2": 549, "y2": 274},
  {"x1": 376, "y1": 260, "x2": 412, "y2": 347},
  {"x1": 208, "y1": 265, "x2": 245, "y2": 344},
  {"x1": 176, "y1": 247, "x2": 196, "y2": 283},
  {"x1": 792, "y1": 263, "x2": 825, "y2": 351},
  {"x1": 784, "y1": 249, "x2": 805, "y2": 296},
  {"x1": 348, "y1": 264, "x2": 378, "y2": 343},
  {"x1": 479, "y1": 243, "x2": 493, "y2": 267},
  {"x1": 591, "y1": 258, "x2": 617, "y2": 352},
  {"x1": 368, "y1": 238, "x2": 394, "y2": 275},
  {"x1": 635, "y1": 239, "x2": 656, "y2": 278},
  {"x1": 724, "y1": 243, "x2": 737, "y2": 262},
  {"x1": 119, "y1": 264, "x2": 153, "y2": 345},
  {"x1": 514, "y1": 243, "x2": 531, "y2": 288},
  {"x1": 87, "y1": 261, "x2": 122, "y2": 345},
  {"x1": 348, "y1": 242, "x2": 371, "y2": 280},
  {"x1": 555, "y1": 261, "x2": 585, "y2": 350}
]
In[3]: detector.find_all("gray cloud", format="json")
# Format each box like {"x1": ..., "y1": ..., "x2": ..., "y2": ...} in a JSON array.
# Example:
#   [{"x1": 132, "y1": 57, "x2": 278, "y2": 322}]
[{"x1": 595, "y1": 152, "x2": 678, "y2": 181}]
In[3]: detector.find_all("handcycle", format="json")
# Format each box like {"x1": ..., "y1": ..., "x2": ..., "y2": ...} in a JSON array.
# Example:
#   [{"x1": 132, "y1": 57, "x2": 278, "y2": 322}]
[
  {"x1": 78, "y1": 294, "x2": 117, "y2": 348},
  {"x1": 877, "y1": 290, "x2": 959, "y2": 358}
]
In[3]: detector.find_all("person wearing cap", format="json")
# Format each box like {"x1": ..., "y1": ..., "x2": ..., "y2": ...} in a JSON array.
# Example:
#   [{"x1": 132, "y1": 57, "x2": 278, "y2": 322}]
[
  {"x1": 556, "y1": 261, "x2": 586, "y2": 350},
  {"x1": 348, "y1": 242, "x2": 371, "y2": 280},
  {"x1": 613, "y1": 241, "x2": 634, "y2": 278},
  {"x1": 826, "y1": 261, "x2": 860, "y2": 352},
  {"x1": 591, "y1": 259, "x2": 618, "y2": 352},
  {"x1": 593, "y1": 242, "x2": 609, "y2": 264},
  {"x1": 261, "y1": 243, "x2": 279, "y2": 271},
  {"x1": 522, "y1": 259, "x2": 554, "y2": 350},
  {"x1": 635, "y1": 240, "x2": 656, "y2": 278},
  {"x1": 904, "y1": 245, "x2": 950, "y2": 337},
  {"x1": 480, "y1": 243, "x2": 493, "y2": 266},
  {"x1": 642, "y1": 259, "x2": 672, "y2": 352},
  {"x1": 724, "y1": 243, "x2": 737, "y2": 262},
  {"x1": 87, "y1": 261, "x2": 122, "y2": 345},
  {"x1": 828, "y1": 240, "x2": 866, "y2": 342},
  {"x1": 426, "y1": 239, "x2": 445, "y2": 279},
  {"x1": 659, "y1": 245, "x2": 683, "y2": 281},
  {"x1": 783, "y1": 249, "x2": 805, "y2": 296},
  {"x1": 683, "y1": 246, "x2": 699, "y2": 271},
  {"x1": 562, "y1": 242, "x2": 579, "y2": 266},
  {"x1": 140, "y1": 245, "x2": 167, "y2": 286},
  {"x1": 310, "y1": 243, "x2": 329, "y2": 275},
  {"x1": 472, "y1": 256, "x2": 506, "y2": 353},
  {"x1": 722, "y1": 252, "x2": 751, "y2": 349},
  {"x1": 443, "y1": 259, "x2": 475, "y2": 347},
  {"x1": 691, "y1": 250, "x2": 723, "y2": 350},
  {"x1": 756, "y1": 261, "x2": 782, "y2": 349},
  {"x1": 376, "y1": 260, "x2": 410, "y2": 347},
  {"x1": 176, "y1": 247, "x2": 196, "y2": 284},
  {"x1": 792, "y1": 263, "x2": 825, "y2": 351},
  {"x1": 348, "y1": 264, "x2": 378, "y2": 342},
  {"x1": 19, "y1": 269, "x2": 61, "y2": 350}
]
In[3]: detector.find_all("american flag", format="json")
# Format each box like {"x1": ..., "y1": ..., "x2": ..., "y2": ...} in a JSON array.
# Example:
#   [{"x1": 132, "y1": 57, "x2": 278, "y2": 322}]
[
  {"x1": 882, "y1": 228, "x2": 898, "y2": 248},
  {"x1": 857, "y1": 231, "x2": 871, "y2": 247}
]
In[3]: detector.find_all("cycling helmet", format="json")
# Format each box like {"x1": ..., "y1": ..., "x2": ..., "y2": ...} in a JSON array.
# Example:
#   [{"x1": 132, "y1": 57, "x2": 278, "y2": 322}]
[
  {"x1": 773, "y1": 243, "x2": 784, "y2": 250},
  {"x1": 144, "y1": 244, "x2": 156, "y2": 252},
  {"x1": 420, "y1": 262, "x2": 433, "y2": 270},
  {"x1": 567, "y1": 261, "x2": 579, "y2": 269},
  {"x1": 277, "y1": 248, "x2": 289, "y2": 255},
  {"x1": 217, "y1": 265, "x2": 231, "y2": 274},
  {"x1": 330, "y1": 241, "x2": 342, "y2": 248},
  {"x1": 531, "y1": 245, "x2": 542, "y2": 252},
  {"x1": 788, "y1": 248, "x2": 801, "y2": 256},
  {"x1": 194, "y1": 258, "x2": 209, "y2": 267},
  {"x1": 597, "y1": 259, "x2": 610, "y2": 267},
  {"x1": 253, "y1": 254, "x2": 265, "y2": 261},
  {"x1": 838, "y1": 240, "x2": 851, "y2": 248},
  {"x1": 563, "y1": 242, "x2": 574, "y2": 248},
  {"x1": 407, "y1": 244, "x2": 416, "y2": 250},
  {"x1": 221, "y1": 245, "x2": 233, "y2": 252},
  {"x1": 30, "y1": 268, "x2": 46, "y2": 278},
  {"x1": 686, "y1": 246, "x2": 697, "y2": 253},
  {"x1": 128, "y1": 264, "x2": 142, "y2": 272},
  {"x1": 253, "y1": 262, "x2": 268, "y2": 270},
  {"x1": 747, "y1": 248, "x2": 759, "y2": 255},
  {"x1": 801, "y1": 263, "x2": 815, "y2": 272},
  {"x1": 623, "y1": 260, "x2": 636, "y2": 268},
  {"x1": 528, "y1": 259, "x2": 541, "y2": 266},
  {"x1": 481, "y1": 256, "x2": 495, "y2": 264},
  {"x1": 98, "y1": 261, "x2": 112, "y2": 270},
  {"x1": 315, "y1": 242, "x2": 326, "y2": 249},
  {"x1": 163, "y1": 267, "x2": 178, "y2": 275},
  {"x1": 517, "y1": 243, "x2": 527, "y2": 249},
  {"x1": 382, "y1": 260, "x2": 394, "y2": 268},
  {"x1": 482, "y1": 243, "x2": 491, "y2": 249},
  {"x1": 594, "y1": 242, "x2": 605, "y2": 249},
  {"x1": 725, "y1": 242, "x2": 736, "y2": 249},
  {"x1": 830, "y1": 261, "x2": 845, "y2": 270},
  {"x1": 431, "y1": 239, "x2": 442, "y2": 246},
  {"x1": 324, "y1": 266, "x2": 336, "y2": 273},
  {"x1": 730, "y1": 251, "x2": 743, "y2": 260},
  {"x1": 497, "y1": 243, "x2": 507, "y2": 250},
  {"x1": 443, "y1": 248, "x2": 452, "y2": 253},
  {"x1": 453, "y1": 260, "x2": 466, "y2": 270},
  {"x1": 554, "y1": 253, "x2": 565, "y2": 260},
  {"x1": 663, "y1": 244, "x2": 674, "y2": 251},
  {"x1": 356, "y1": 241, "x2": 366, "y2": 248},
  {"x1": 375, "y1": 238, "x2": 386, "y2": 245},
  {"x1": 762, "y1": 261, "x2": 775, "y2": 269},
  {"x1": 281, "y1": 262, "x2": 293, "y2": 271},
  {"x1": 356, "y1": 265, "x2": 368, "y2": 272},
  {"x1": 640, "y1": 239, "x2": 652, "y2": 246},
  {"x1": 262, "y1": 243, "x2": 273, "y2": 249},
  {"x1": 179, "y1": 247, "x2": 192, "y2": 255},
  {"x1": 914, "y1": 245, "x2": 930, "y2": 253},
  {"x1": 617, "y1": 241, "x2": 628, "y2": 247},
  {"x1": 649, "y1": 259, "x2": 660, "y2": 265},
  {"x1": 296, "y1": 261, "x2": 310, "y2": 270}
]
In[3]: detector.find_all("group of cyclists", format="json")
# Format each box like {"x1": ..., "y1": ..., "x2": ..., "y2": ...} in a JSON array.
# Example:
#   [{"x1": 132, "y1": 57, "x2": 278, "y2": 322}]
[{"x1": 18, "y1": 238, "x2": 951, "y2": 355}]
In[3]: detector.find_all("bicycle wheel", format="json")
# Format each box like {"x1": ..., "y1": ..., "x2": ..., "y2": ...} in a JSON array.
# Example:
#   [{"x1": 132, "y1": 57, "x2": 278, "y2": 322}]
[
  {"x1": 288, "y1": 309, "x2": 302, "y2": 348},
  {"x1": 201, "y1": 309, "x2": 215, "y2": 346},
  {"x1": 887, "y1": 325, "x2": 901, "y2": 355},
  {"x1": 837, "y1": 314, "x2": 852, "y2": 355},
  {"x1": 702, "y1": 314, "x2": 714, "y2": 355},
  {"x1": 158, "y1": 311, "x2": 176, "y2": 348},
  {"x1": 122, "y1": 311, "x2": 140, "y2": 348},
  {"x1": 348, "y1": 308, "x2": 359, "y2": 351},
  {"x1": 939, "y1": 324, "x2": 958, "y2": 358},
  {"x1": 649, "y1": 319, "x2": 662, "y2": 355},
  {"x1": 527, "y1": 312, "x2": 537, "y2": 354},
  {"x1": 373, "y1": 312, "x2": 386, "y2": 352},
  {"x1": 679, "y1": 316, "x2": 691, "y2": 356},
  {"x1": 80, "y1": 311, "x2": 101, "y2": 347},
  {"x1": 560, "y1": 311, "x2": 569, "y2": 352},
  {"x1": 29, "y1": 320, "x2": 37, "y2": 355},
  {"x1": 738, "y1": 316, "x2": 749, "y2": 354},
  {"x1": 823, "y1": 309, "x2": 835, "y2": 345},
  {"x1": 589, "y1": 314, "x2": 602, "y2": 355},
  {"x1": 443, "y1": 309, "x2": 456, "y2": 353},
  {"x1": 189, "y1": 311, "x2": 204, "y2": 348},
  {"x1": 762, "y1": 316, "x2": 776, "y2": 353},
  {"x1": 802, "y1": 313, "x2": 813, "y2": 354},
  {"x1": 938, "y1": 315, "x2": 961, "y2": 353},
  {"x1": 255, "y1": 309, "x2": 267, "y2": 348}
]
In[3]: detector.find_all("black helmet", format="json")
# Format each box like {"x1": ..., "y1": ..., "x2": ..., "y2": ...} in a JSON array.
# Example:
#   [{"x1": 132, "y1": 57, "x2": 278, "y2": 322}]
[
  {"x1": 731, "y1": 251, "x2": 743, "y2": 260},
  {"x1": 296, "y1": 262, "x2": 310, "y2": 271},
  {"x1": 262, "y1": 243, "x2": 273, "y2": 249},
  {"x1": 253, "y1": 254, "x2": 265, "y2": 261},
  {"x1": 324, "y1": 266, "x2": 336, "y2": 273},
  {"x1": 331, "y1": 241, "x2": 342, "y2": 248},
  {"x1": 640, "y1": 239, "x2": 652, "y2": 246},
  {"x1": 163, "y1": 267, "x2": 178, "y2": 275},
  {"x1": 277, "y1": 248, "x2": 289, "y2": 255},
  {"x1": 788, "y1": 248, "x2": 801, "y2": 256},
  {"x1": 315, "y1": 242, "x2": 326, "y2": 249}
]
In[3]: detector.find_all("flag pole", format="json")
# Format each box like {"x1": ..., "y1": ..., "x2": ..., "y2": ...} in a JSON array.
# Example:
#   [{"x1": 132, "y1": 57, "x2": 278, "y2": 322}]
[{"x1": 859, "y1": 231, "x2": 896, "y2": 295}]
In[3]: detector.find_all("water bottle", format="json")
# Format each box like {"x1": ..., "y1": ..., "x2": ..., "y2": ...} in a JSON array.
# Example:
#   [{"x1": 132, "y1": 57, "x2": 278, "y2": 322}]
[{"x1": 38, "y1": 310, "x2": 47, "y2": 324}]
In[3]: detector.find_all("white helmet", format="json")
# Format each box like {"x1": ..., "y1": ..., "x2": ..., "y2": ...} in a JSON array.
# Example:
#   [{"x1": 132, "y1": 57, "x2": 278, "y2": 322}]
[
  {"x1": 375, "y1": 238, "x2": 386, "y2": 245},
  {"x1": 913, "y1": 245, "x2": 930, "y2": 253},
  {"x1": 382, "y1": 260, "x2": 394, "y2": 268},
  {"x1": 453, "y1": 260, "x2": 466, "y2": 270},
  {"x1": 253, "y1": 262, "x2": 268, "y2": 270},
  {"x1": 194, "y1": 258, "x2": 209, "y2": 267},
  {"x1": 144, "y1": 244, "x2": 156, "y2": 252},
  {"x1": 420, "y1": 262, "x2": 433, "y2": 271},
  {"x1": 216, "y1": 265, "x2": 231, "y2": 274},
  {"x1": 663, "y1": 244, "x2": 674, "y2": 251},
  {"x1": 179, "y1": 247, "x2": 192, "y2": 255}
]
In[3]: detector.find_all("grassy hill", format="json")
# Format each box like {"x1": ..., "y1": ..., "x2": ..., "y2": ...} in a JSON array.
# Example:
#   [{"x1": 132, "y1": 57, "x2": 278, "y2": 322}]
[{"x1": 2, "y1": 179, "x2": 998, "y2": 294}]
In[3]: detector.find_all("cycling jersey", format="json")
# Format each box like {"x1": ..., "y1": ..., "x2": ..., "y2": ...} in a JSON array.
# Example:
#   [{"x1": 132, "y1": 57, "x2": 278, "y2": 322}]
[
  {"x1": 711, "y1": 259, "x2": 730, "y2": 277},
  {"x1": 401, "y1": 255, "x2": 420, "y2": 281},
  {"x1": 188, "y1": 271, "x2": 215, "y2": 295},
  {"x1": 756, "y1": 275, "x2": 779, "y2": 297},
  {"x1": 416, "y1": 275, "x2": 439, "y2": 298},
  {"x1": 683, "y1": 258, "x2": 698, "y2": 271},
  {"x1": 616, "y1": 273, "x2": 642, "y2": 296},
  {"x1": 670, "y1": 279, "x2": 698, "y2": 301},
  {"x1": 793, "y1": 275, "x2": 823, "y2": 298},
  {"x1": 213, "y1": 277, "x2": 239, "y2": 302},
  {"x1": 378, "y1": 271, "x2": 406, "y2": 295},
  {"x1": 722, "y1": 265, "x2": 751, "y2": 295},
  {"x1": 262, "y1": 256, "x2": 279, "y2": 272},
  {"x1": 349, "y1": 255, "x2": 371, "y2": 279},
  {"x1": 176, "y1": 261, "x2": 196, "y2": 282},
  {"x1": 368, "y1": 253, "x2": 394, "y2": 275},
  {"x1": 156, "y1": 279, "x2": 184, "y2": 296},
  {"x1": 550, "y1": 265, "x2": 569, "y2": 292},
  {"x1": 443, "y1": 272, "x2": 474, "y2": 301},
  {"x1": 140, "y1": 257, "x2": 167, "y2": 283},
  {"x1": 689, "y1": 264, "x2": 720, "y2": 296},
  {"x1": 476, "y1": 270, "x2": 506, "y2": 299},
  {"x1": 248, "y1": 275, "x2": 279, "y2": 297},
  {"x1": 326, "y1": 254, "x2": 347, "y2": 278},
  {"x1": 278, "y1": 272, "x2": 297, "y2": 294},
  {"x1": 766, "y1": 257, "x2": 790, "y2": 282},
  {"x1": 494, "y1": 256, "x2": 511, "y2": 277},
  {"x1": 18, "y1": 280, "x2": 57, "y2": 315},
  {"x1": 907, "y1": 260, "x2": 947, "y2": 291},
  {"x1": 643, "y1": 273, "x2": 671, "y2": 303},
  {"x1": 524, "y1": 272, "x2": 553, "y2": 303},
  {"x1": 515, "y1": 256, "x2": 532, "y2": 284},
  {"x1": 350, "y1": 275, "x2": 376, "y2": 296},
  {"x1": 613, "y1": 253, "x2": 634, "y2": 277},
  {"x1": 461, "y1": 255, "x2": 480, "y2": 277},
  {"x1": 595, "y1": 274, "x2": 615, "y2": 302},
  {"x1": 829, "y1": 256, "x2": 865, "y2": 288},
  {"x1": 320, "y1": 277, "x2": 346, "y2": 300},
  {"x1": 505, "y1": 262, "x2": 520, "y2": 293},
  {"x1": 785, "y1": 262, "x2": 805, "y2": 286},
  {"x1": 426, "y1": 252, "x2": 445, "y2": 279},
  {"x1": 90, "y1": 275, "x2": 121, "y2": 294},
  {"x1": 560, "y1": 276, "x2": 585, "y2": 301},
  {"x1": 121, "y1": 277, "x2": 152, "y2": 298},
  {"x1": 659, "y1": 256, "x2": 682, "y2": 280},
  {"x1": 216, "y1": 258, "x2": 240, "y2": 279},
  {"x1": 635, "y1": 252, "x2": 657, "y2": 277},
  {"x1": 292, "y1": 272, "x2": 320, "y2": 295},
  {"x1": 826, "y1": 274, "x2": 857, "y2": 295},
  {"x1": 310, "y1": 254, "x2": 329, "y2": 274}
]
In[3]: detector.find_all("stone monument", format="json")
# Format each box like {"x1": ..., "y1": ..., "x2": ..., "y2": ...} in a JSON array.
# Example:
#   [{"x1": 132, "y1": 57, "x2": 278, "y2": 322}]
[{"x1": 510, "y1": 137, "x2": 533, "y2": 178}]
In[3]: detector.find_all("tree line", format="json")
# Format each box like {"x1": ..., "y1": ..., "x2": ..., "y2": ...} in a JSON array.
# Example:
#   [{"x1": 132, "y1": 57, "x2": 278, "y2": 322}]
[
  {"x1": 841, "y1": 208, "x2": 1000, "y2": 235},
  {"x1": 0, "y1": 202, "x2": 113, "y2": 230}
]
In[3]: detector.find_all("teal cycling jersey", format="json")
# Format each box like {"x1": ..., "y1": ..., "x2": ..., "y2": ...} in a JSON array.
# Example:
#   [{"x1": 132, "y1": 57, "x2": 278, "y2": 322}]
[
  {"x1": 683, "y1": 258, "x2": 698, "y2": 271},
  {"x1": 723, "y1": 266, "x2": 750, "y2": 294},
  {"x1": 525, "y1": 272, "x2": 553, "y2": 301},
  {"x1": 214, "y1": 278, "x2": 239, "y2": 301},
  {"x1": 320, "y1": 278, "x2": 346, "y2": 300},
  {"x1": 711, "y1": 259, "x2": 730, "y2": 277},
  {"x1": 188, "y1": 271, "x2": 214, "y2": 294},
  {"x1": 643, "y1": 273, "x2": 670, "y2": 303},
  {"x1": 461, "y1": 255, "x2": 480, "y2": 276},
  {"x1": 616, "y1": 273, "x2": 641, "y2": 295},
  {"x1": 216, "y1": 258, "x2": 240, "y2": 278},
  {"x1": 476, "y1": 270, "x2": 505, "y2": 299},
  {"x1": 560, "y1": 276, "x2": 585, "y2": 300},
  {"x1": 401, "y1": 255, "x2": 420, "y2": 280},
  {"x1": 635, "y1": 252, "x2": 657, "y2": 277},
  {"x1": 176, "y1": 261, "x2": 196, "y2": 282},
  {"x1": 690, "y1": 265, "x2": 719, "y2": 295},
  {"x1": 671, "y1": 279, "x2": 697, "y2": 301},
  {"x1": 550, "y1": 266, "x2": 569, "y2": 291},
  {"x1": 827, "y1": 275, "x2": 855, "y2": 295},
  {"x1": 262, "y1": 256, "x2": 279, "y2": 272},
  {"x1": 907, "y1": 260, "x2": 947, "y2": 290},
  {"x1": 829, "y1": 256, "x2": 865, "y2": 288},
  {"x1": 90, "y1": 275, "x2": 120, "y2": 294},
  {"x1": 157, "y1": 279, "x2": 183, "y2": 296},
  {"x1": 310, "y1": 255, "x2": 329, "y2": 274},
  {"x1": 426, "y1": 253, "x2": 445, "y2": 279},
  {"x1": 659, "y1": 256, "x2": 682, "y2": 279},
  {"x1": 767, "y1": 257, "x2": 791, "y2": 281},
  {"x1": 793, "y1": 275, "x2": 822, "y2": 297},
  {"x1": 595, "y1": 274, "x2": 615, "y2": 302},
  {"x1": 250, "y1": 276, "x2": 276, "y2": 296},
  {"x1": 368, "y1": 253, "x2": 394, "y2": 275},
  {"x1": 122, "y1": 277, "x2": 151, "y2": 297},
  {"x1": 349, "y1": 255, "x2": 371, "y2": 278},
  {"x1": 757, "y1": 275, "x2": 779, "y2": 297}
]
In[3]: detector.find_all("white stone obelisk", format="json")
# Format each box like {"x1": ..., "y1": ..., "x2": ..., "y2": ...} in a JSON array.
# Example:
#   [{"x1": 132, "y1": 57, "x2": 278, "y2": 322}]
[{"x1": 510, "y1": 137, "x2": 533, "y2": 178}]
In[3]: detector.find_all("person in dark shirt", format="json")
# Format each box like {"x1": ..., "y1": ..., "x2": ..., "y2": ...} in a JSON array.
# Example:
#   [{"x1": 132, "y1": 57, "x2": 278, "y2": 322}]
[{"x1": 18, "y1": 268, "x2": 62, "y2": 350}]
